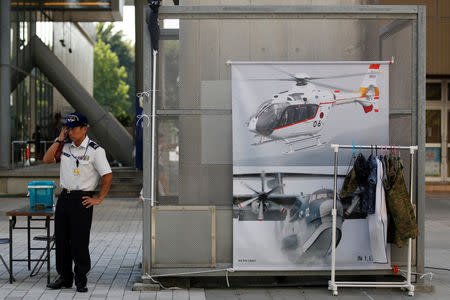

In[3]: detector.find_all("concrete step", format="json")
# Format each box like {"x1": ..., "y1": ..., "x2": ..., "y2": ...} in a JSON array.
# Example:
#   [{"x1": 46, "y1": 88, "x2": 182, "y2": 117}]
[
  {"x1": 111, "y1": 176, "x2": 143, "y2": 184},
  {"x1": 103, "y1": 189, "x2": 140, "y2": 198},
  {"x1": 109, "y1": 183, "x2": 142, "y2": 190},
  {"x1": 107, "y1": 168, "x2": 142, "y2": 197}
]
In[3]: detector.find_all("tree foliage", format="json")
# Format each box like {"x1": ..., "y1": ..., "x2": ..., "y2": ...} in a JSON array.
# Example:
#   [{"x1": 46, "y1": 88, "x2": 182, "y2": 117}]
[
  {"x1": 94, "y1": 39, "x2": 130, "y2": 119},
  {"x1": 96, "y1": 23, "x2": 135, "y2": 125}
]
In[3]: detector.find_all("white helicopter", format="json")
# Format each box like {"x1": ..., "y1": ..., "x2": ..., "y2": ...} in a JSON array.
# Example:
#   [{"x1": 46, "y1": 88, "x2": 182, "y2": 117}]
[{"x1": 247, "y1": 64, "x2": 382, "y2": 153}]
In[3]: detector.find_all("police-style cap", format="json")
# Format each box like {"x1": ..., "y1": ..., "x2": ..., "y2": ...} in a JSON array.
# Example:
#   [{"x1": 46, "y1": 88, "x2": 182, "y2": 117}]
[{"x1": 63, "y1": 112, "x2": 88, "y2": 128}]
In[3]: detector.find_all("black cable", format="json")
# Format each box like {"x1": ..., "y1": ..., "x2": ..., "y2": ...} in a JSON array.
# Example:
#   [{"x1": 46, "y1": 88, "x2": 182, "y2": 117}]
[{"x1": 425, "y1": 266, "x2": 450, "y2": 272}]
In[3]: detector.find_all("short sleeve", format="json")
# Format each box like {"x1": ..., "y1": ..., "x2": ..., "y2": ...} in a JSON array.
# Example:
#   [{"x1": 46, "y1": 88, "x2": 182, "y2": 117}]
[{"x1": 93, "y1": 147, "x2": 112, "y2": 176}]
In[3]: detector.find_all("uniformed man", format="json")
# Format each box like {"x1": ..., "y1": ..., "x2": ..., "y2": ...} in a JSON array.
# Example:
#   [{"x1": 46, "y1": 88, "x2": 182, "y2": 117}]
[{"x1": 43, "y1": 112, "x2": 113, "y2": 293}]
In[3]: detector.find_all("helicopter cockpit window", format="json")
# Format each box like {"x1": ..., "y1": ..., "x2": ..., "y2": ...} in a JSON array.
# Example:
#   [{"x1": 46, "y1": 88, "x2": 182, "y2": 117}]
[
  {"x1": 255, "y1": 103, "x2": 288, "y2": 135},
  {"x1": 278, "y1": 104, "x2": 319, "y2": 127},
  {"x1": 256, "y1": 100, "x2": 273, "y2": 115}
]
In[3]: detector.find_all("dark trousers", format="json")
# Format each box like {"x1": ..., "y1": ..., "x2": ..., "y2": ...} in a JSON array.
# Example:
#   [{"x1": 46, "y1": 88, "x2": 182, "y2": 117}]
[{"x1": 55, "y1": 190, "x2": 93, "y2": 286}]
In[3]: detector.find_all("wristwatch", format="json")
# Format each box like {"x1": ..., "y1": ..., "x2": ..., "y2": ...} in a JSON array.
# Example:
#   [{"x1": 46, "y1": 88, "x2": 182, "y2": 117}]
[{"x1": 54, "y1": 138, "x2": 63, "y2": 144}]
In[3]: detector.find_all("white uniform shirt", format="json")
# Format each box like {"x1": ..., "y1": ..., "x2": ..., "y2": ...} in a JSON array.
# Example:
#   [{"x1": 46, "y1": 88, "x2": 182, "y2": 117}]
[{"x1": 59, "y1": 135, "x2": 112, "y2": 191}]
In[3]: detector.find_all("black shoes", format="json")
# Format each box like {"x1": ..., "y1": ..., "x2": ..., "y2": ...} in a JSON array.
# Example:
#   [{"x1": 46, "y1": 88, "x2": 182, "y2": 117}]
[
  {"x1": 76, "y1": 286, "x2": 88, "y2": 293},
  {"x1": 47, "y1": 277, "x2": 72, "y2": 289}
]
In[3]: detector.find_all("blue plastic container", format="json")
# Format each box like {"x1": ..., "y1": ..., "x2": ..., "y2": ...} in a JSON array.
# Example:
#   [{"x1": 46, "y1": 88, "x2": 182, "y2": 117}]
[{"x1": 28, "y1": 181, "x2": 56, "y2": 208}]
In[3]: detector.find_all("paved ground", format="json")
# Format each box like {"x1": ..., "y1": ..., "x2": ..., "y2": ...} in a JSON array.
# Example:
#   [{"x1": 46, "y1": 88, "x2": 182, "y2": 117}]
[{"x1": 0, "y1": 194, "x2": 448, "y2": 299}]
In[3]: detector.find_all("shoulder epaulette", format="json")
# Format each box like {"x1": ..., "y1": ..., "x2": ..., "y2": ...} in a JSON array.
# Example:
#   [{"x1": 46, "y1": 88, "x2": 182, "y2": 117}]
[{"x1": 89, "y1": 141, "x2": 100, "y2": 150}]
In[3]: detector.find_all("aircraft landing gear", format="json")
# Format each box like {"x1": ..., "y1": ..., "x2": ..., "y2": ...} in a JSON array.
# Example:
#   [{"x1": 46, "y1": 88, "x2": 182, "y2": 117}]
[{"x1": 282, "y1": 135, "x2": 326, "y2": 154}]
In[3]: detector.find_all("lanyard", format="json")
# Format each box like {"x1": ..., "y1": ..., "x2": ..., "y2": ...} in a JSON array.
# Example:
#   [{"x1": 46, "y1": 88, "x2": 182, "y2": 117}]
[{"x1": 69, "y1": 139, "x2": 90, "y2": 168}]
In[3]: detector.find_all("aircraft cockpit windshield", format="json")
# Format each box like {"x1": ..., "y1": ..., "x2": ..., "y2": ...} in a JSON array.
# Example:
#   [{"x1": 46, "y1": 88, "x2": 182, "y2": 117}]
[
  {"x1": 256, "y1": 100, "x2": 273, "y2": 115},
  {"x1": 309, "y1": 191, "x2": 334, "y2": 204},
  {"x1": 255, "y1": 103, "x2": 289, "y2": 135}
]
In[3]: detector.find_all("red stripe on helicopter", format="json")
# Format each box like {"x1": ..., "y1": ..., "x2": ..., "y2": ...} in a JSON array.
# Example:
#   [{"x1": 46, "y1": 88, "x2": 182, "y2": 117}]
[
  {"x1": 374, "y1": 96, "x2": 379, "y2": 99},
  {"x1": 369, "y1": 64, "x2": 380, "y2": 69},
  {"x1": 273, "y1": 96, "x2": 372, "y2": 131}
]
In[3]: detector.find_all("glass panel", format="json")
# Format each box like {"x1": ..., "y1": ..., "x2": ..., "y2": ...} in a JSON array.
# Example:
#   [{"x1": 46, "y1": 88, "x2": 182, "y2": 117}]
[
  {"x1": 158, "y1": 39, "x2": 179, "y2": 110},
  {"x1": 426, "y1": 83, "x2": 441, "y2": 101},
  {"x1": 157, "y1": 117, "x2": 179, "y2": 205},
  {"x1": 425, "y1": 147, "x2": 441, "y2": 176},
  {"x1": 426, "y1": 110, "x2": 441, "y2": 143}
]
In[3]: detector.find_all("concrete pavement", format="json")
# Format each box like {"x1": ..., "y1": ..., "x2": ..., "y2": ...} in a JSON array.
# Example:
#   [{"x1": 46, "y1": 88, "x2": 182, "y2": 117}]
[{"x1": 0, "y1": 194, "x2": 448, "y2": 299}]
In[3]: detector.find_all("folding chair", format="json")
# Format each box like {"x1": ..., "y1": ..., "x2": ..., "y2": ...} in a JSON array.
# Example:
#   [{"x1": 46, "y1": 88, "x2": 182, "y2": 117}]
[{"x1": 0, "y1": 238, "x2": 15, "y2": 282}]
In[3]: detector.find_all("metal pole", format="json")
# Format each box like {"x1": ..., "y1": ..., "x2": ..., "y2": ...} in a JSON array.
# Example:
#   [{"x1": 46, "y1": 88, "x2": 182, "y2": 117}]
[
  {"x1": 0, "y1": 0, "x2": 11, "y2": 169},
  {"x1": 27, "y1": 217, "x2": 31, "y2": 270},
  {"x1": 407, "y1": 148, "x2": 415, "y2": 287},
  {"x1": 138, "y1": 0, "x2": 152, "y2": 277},
  {"x1": 150, "y1": 51, "x2": 157, "y2": 207},
  {"x1": 9, "y1": 217, "x2": 13, "y2": 284},
  {"x1": 416, "y1": 5, "x2": 426, "y2": 282},
  {"x1": 46, "y1": 216, "x2": 50, "y2": 284},
  {"x1": 330, "y1": 145, "x2": 339, "y2": 295}
]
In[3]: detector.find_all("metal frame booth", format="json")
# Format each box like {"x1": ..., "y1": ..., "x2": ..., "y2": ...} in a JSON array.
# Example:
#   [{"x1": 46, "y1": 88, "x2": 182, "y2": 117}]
[{"x1": 137, "y1": 3, "x2": 426, "y2": 290}]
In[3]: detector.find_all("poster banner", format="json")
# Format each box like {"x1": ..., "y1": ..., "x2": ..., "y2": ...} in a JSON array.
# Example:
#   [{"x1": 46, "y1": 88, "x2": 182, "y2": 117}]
[{"x1": 232, "y1": 61, "x2": 391, "y2": 271}]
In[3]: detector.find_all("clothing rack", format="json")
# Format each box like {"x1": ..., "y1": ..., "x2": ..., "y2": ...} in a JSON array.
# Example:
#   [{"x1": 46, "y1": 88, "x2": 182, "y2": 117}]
[{"x1": 328, "y1": 144, "x2": 418, "y2": 297}]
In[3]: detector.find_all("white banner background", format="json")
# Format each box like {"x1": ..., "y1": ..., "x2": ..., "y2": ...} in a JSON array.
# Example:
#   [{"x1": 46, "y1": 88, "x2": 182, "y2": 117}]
[{"x1": 232, "y1": 61, "x2": 391, "y2": 271}]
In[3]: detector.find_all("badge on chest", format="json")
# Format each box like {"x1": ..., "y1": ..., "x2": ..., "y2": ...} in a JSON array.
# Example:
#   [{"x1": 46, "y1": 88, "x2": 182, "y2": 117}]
[{"x1": 74, "y1": 168, "x2": 81, "y2": 176}]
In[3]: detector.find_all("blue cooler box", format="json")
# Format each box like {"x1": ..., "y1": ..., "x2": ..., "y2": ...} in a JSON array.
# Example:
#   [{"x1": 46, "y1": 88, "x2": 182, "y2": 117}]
[{"x1": 28, "y1": 181, "x2": 56, "y2": 208}]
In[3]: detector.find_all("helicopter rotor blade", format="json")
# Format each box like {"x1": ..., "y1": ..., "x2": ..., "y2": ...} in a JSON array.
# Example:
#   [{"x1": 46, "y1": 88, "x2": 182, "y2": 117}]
[
  {"x1": 238, "y1": 196, "x2": 259, "y2": 209},
  {"x1": 270, "y1": 65, "x2": 299, "y2": 80},
  {"x1": 240, "y1": 181, "x2": 260, "y2": 194},
  {"x1": 266, "y1": 185, "x2": 281, "y2": 196},
  {"x1": 308, "y1": 72, "x2": 372, "y2": 80},
  {"x1": 258, "y1": 202, "x2": 264, "y2": 221},
  {"x1": 246, "y1": 78, "x2": 297, "y2": 82},
  {"x1": 309, "y1": 81, "x2": 355, "y2": 93}
]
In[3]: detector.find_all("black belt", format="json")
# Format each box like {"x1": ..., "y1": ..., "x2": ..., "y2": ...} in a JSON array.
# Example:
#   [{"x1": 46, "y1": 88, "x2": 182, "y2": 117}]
[{"x1": 62, "y1": 189, "x2": 94, "y2": 196}]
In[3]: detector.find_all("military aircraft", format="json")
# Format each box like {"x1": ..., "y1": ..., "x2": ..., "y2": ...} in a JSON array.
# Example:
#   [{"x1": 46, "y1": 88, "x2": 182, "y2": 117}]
[{"x1": 233, "y1": 172, "x2": 345, "y2": 259}]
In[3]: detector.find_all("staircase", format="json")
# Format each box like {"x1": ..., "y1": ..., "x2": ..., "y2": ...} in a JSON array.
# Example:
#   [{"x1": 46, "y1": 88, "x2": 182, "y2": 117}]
[
  {"x1": 103, "y1": 167, "x2": 143, "y2": 198},
  {"x1": 0, "y1": 165, "x2": 142, "y2": 197}
]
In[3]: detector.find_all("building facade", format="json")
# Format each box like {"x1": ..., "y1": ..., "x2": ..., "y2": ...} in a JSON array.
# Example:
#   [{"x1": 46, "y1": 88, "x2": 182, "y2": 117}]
[
  {"x1": 0, "y1": 0, "x2": 123, "y2": 169},
  {"x1": 381, "y1": 0, "x2": 450, "y2": 184}
]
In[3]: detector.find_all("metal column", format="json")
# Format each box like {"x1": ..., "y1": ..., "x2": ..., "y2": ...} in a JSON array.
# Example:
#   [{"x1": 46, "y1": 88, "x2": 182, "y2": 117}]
[
  {"x1": 136, "y1": 0, "x2": 153, "y2": 277},
  {"x1": 0, "y1": 0, "x2": 11, "y2": 169},
  {"x1": 415, "y1": 5, "x2": 426, "y2": 282}
]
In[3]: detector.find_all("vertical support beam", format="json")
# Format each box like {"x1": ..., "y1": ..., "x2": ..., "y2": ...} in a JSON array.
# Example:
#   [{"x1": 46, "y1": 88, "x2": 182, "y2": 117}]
[
  {"x1": 416, "y1": 5, "x2": 426, "y2": 282},
  {"x1": 135, "y1": 0, "x2": 144, "y2": 94},
  {"x1": 30, "y1": 20, "x2": 37, "y2": 158},
  {"x1": 136, "y1": 0, "x2": 153, "y2": 276},
  {"x1": 0, "y1": 0, "x2": 11, "y2": 169}
]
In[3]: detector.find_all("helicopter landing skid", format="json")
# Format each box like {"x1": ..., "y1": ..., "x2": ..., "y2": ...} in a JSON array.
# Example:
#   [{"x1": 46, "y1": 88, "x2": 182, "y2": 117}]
[
  {"x1": 282, "y1": 135, "x2": 327, "y2": 154},
  {"x1": 251, "y1": 135, "x2": 275, "y2": 145}
]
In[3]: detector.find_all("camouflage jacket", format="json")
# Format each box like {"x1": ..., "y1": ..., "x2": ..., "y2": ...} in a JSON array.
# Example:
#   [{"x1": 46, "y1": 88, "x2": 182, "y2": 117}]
[{"x1": 385, "y1": 159, "x2": 419, "y2": 247}]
